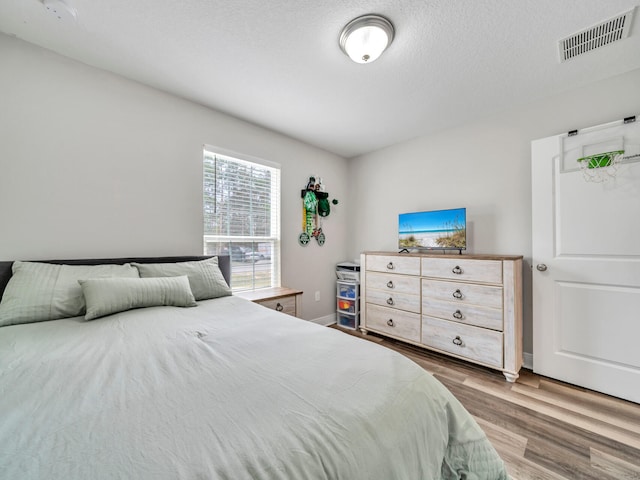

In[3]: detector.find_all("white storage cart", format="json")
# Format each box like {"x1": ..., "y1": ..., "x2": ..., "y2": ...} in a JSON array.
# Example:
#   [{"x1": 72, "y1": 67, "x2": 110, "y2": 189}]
[{"x1": 336, "y1": 262, "x2": 360, "y2": 329}]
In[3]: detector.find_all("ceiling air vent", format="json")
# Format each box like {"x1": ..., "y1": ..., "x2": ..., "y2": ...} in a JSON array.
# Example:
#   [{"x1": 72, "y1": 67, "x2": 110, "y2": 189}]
[{"x1": 558, "y1": 7, "x2": 635, "y2": 62}]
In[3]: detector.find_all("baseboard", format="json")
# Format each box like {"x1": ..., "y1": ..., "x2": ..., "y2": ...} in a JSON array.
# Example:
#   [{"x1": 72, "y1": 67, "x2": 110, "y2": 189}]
[
  {"x1": 523, "y1": 352, "x2": 533, "y2": 370},
  {"x1": 310, "y1": 314, "x2": 337, "y2": 326}
]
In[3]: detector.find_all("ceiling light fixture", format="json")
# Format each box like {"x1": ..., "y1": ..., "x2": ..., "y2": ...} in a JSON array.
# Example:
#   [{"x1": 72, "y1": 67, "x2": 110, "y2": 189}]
[
  {"x1": 43, "y1": 0, "x2": 77, "y2": 22},
  {"x1": 339, "y1": 14, "x2": 395, "y2": 64}
]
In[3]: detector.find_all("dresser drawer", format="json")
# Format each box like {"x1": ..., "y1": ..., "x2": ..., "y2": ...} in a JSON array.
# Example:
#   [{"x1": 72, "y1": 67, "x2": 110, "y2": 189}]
[
  {"x1": 237, "y1": 287, "x2": 302, "y2": 318},
  {"x1": 422, "y1": 297, "x2": 503, "y2": 331},
  {"x1": 422, "y1": 258, "x2": 502, "y2": 284},
  {"x1": 422, "y1": 316, "x2": 503, "y2": 368},
  {"x1": 422, "y1": 279, "x2": 503, "y2": 309},
  {"x1": 366, "y1": 271, "x2": 420, "y2": 295},
  {"x1": 366, "y1": 255, "x2": 421, "y2": 276},
  {"x1": 366, "y1": 304, "x2": 421, "y2": 342},
  {"x1": 366, "y1": 289, "x2": 420, "y2": 314},
  {"x1": 256, "y1": 296, "x2": 296, "y2": 316}
]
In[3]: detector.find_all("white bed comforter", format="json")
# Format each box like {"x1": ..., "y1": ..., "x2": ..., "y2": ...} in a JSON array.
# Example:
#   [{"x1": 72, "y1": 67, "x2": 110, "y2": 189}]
[{"x1": 0, "y1": 296, "x2": 507, "y2": 479}]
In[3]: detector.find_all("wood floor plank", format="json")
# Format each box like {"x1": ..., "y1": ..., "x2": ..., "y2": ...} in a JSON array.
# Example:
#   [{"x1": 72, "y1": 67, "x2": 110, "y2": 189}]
[
  {"x1": 515, "y1": 369, "x2": 540, "y2": 388},
  {"x1": 496, "y1": 445, "x2": 575, "y2": 480},
  {"x1": 523, "y1": 443, "x2": 618, "y2": 480},
  {"x1": 510, "y1": 382, "x2": 640, "y2": 436},
  {"x1": 538, "y1": 378, "x2": 640, "y2": 423},
  {"x1": 474, "y1": 417, "x2": 527, "y2": 457},
  {"x1": 590, "y1": 447, "x2": 640, "y2": 480}
]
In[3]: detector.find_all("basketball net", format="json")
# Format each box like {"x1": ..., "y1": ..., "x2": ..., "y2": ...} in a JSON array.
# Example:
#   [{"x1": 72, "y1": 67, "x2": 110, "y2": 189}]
[{"x1": 577, "y1": 150, "x2": 624, "y2": 183}]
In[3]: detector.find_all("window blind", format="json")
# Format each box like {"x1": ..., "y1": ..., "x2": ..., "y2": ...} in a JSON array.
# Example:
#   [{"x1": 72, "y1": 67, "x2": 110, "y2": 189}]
[{"x1": 203, "y1": 150, "x2": 281, "y2": 291}]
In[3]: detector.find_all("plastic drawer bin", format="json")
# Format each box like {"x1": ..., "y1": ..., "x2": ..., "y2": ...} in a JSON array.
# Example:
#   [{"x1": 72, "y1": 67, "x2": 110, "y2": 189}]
[
  {"x1": 337, "y1": 298, "x2": 357, "y2": 314},
  {"x1": 336, "y1": 271, "x2": 360, "y2": 282},
  {"x1": 337, "y1": 282, "x2": 357, "y2": 299},
  {"x1": 337, "y1": 313, "x2": 358, "y2": 330}
]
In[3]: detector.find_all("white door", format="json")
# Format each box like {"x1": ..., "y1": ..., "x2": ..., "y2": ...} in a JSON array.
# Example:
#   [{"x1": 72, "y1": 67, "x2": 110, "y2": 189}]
[{"x1": 532, "y1": 118, "x2": 640, "y2": 404}]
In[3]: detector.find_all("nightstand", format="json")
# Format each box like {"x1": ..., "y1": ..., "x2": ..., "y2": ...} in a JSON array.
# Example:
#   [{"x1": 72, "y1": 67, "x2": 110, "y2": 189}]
[{"x1": 236, "y1": 287, "x2": 303, "y2": 318}]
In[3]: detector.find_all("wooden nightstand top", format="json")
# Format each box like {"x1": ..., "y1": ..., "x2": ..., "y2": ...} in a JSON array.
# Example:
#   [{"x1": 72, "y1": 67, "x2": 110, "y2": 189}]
[{"x1": 235, "y1": 287, "x2": 303, "y2": 302}]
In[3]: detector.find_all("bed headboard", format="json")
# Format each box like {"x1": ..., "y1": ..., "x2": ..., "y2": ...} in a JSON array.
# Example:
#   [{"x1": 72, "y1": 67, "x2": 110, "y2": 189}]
[{"x1": 0, "y1": 255, "x2": 231, "y2": 301}]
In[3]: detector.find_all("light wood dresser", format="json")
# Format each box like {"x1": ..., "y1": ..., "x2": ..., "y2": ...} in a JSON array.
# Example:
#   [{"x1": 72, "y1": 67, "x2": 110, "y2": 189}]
[
  {"x1": 360, "y1": 252, "x2": 523, "y2": 381},
  {"x1": 236, "y1": 287, "x2": 303, "y2": 318}
]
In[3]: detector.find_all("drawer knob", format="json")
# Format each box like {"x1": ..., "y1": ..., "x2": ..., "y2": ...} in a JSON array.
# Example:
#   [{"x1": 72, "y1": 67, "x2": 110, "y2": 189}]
[
  {"x1": 386, "y1": 280, "x2": 394, "y2": 289},
  {"x1": 452, "y1": 289, "x2": 463, "y2": 299},
  {"x1": 276, "y1": 303, "x2": 283, "y2": 312},
  {"x1": 386, "y1": 297, "x2": 395, "y2": 306},
  {"x1": 387, "y1": 262, "x2": 394, "y2": 270},
  {"x1": 452, "y1": 335, "x2": 463, "y2": 346},
  {"x1": 452, "y1": 265, "x2": 463, "y2": 275},
  {"x1": 387, "y1": 319, "x2": 395, "y2": 327},
  {"x1": 453, "y1": 310, "x2": 463, "y2": 320}
]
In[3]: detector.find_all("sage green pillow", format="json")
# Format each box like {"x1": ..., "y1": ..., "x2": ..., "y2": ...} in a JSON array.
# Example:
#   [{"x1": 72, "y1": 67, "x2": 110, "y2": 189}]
[
  {"x1": 132, "y1": 257, "x2": 231, "y2": 300},
  {"x1": 79, "y1": 275, "x2": 197, "y2": 320},
  {"x1": 0, "y1": 261, "x2": 139, "y2": 327}
]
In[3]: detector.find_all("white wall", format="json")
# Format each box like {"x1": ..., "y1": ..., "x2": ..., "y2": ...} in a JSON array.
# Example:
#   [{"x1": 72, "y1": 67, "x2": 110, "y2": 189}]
[
  {"x1": 0, "y1": 34, "x2": 349, "y2": 323},
  {"x1": 347, "y1": 67, "x2": 640, "y2": 355}
]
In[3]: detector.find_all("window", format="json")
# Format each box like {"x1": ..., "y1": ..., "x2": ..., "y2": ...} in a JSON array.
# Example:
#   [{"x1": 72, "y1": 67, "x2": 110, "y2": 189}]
[{"x1": 203, "y1": 148, "x2": 281, "y2": 291}]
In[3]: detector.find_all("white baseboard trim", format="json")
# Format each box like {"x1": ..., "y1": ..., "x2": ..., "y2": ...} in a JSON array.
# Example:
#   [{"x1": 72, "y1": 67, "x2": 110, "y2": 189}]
[
  {"x1": 523, "y1": 352, "x2": 533, "y2": 370},
  {"x1": 310, "y1": 314, "x2": 337, "y2": 326}
]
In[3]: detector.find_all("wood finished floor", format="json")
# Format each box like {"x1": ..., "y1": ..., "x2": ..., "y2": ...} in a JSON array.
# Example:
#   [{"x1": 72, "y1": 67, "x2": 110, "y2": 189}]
[{"x1": 331, "y1": 326, "x2": 640, "y2": 480}]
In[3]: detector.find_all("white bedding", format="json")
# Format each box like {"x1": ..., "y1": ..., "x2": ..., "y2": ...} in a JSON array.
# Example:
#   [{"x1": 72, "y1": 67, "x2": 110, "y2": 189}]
[{"x1": 0, "y1": 296, "x2": 507, "y2": 479}]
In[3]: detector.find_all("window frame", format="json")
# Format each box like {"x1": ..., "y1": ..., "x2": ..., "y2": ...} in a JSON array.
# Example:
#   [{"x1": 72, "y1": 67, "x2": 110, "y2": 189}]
[{"x1": 203, "y1": 145, "x2": 281, "y2": 292}]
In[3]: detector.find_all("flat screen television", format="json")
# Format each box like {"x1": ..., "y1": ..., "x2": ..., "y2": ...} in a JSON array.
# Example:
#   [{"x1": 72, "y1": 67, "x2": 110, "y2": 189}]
[{"x1": 398, "y1": 207, "x2": 466, "y2": 252}]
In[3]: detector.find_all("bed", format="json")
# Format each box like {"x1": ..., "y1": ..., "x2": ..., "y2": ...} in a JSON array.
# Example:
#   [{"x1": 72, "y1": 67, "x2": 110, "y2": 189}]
[{"x1": 0, "y1": 255, "x2": 508, "y2": 480}]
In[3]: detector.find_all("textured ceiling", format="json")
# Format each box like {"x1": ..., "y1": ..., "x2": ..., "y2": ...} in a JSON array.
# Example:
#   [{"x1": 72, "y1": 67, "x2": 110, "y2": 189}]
[{"x1": 1, "y1": 0, "x2": 639, "y2": 158}]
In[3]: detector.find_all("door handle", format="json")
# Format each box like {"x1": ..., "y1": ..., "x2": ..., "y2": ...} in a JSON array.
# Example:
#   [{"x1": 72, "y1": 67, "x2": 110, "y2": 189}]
[{"x1": 536, "y1": 264, "x2": 548, "y2": 272}]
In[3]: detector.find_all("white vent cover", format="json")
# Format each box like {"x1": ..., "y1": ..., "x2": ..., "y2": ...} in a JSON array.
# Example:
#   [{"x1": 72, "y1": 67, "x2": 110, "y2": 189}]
[{"x1": 559, "y1": 7, "x2": 635, "y2": 62}]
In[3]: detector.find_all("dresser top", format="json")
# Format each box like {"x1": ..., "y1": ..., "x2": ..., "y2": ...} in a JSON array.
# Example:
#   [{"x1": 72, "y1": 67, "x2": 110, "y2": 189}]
[{"x1": 363, "y1": 251, "x2": 523, "y2": 261}]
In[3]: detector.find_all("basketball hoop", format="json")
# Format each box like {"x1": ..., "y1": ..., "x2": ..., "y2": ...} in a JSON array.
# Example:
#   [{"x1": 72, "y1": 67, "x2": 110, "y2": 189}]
[{"x1": 577, "y1": 150, "x2": 624, "y2": 183}]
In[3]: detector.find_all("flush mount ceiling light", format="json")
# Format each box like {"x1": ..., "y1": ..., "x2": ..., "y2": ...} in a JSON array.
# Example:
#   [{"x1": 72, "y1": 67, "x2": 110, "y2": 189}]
[
  {"x1": 43, "y1": 0, "x2": 77, "y2": 22},
  {"x1": 339, "y1": 14, "x2": 395, "y2": 64}
]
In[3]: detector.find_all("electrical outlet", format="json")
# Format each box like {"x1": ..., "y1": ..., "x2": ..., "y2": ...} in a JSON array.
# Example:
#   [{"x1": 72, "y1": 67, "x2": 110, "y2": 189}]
[{"x1": 315, "y1": 291, "x2": 320, "y2": 302}]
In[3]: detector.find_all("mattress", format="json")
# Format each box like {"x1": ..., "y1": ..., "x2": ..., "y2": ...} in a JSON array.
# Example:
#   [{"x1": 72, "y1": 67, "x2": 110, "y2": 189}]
[{"x1": 0, "y1": 295, "x2": 507, "y2": 479}]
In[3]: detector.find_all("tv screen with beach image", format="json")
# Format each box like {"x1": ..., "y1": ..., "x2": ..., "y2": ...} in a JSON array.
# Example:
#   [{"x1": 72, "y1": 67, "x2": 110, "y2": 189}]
[{"x1": 398, "y1": 208, "x2": 466, "y2": 250}]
